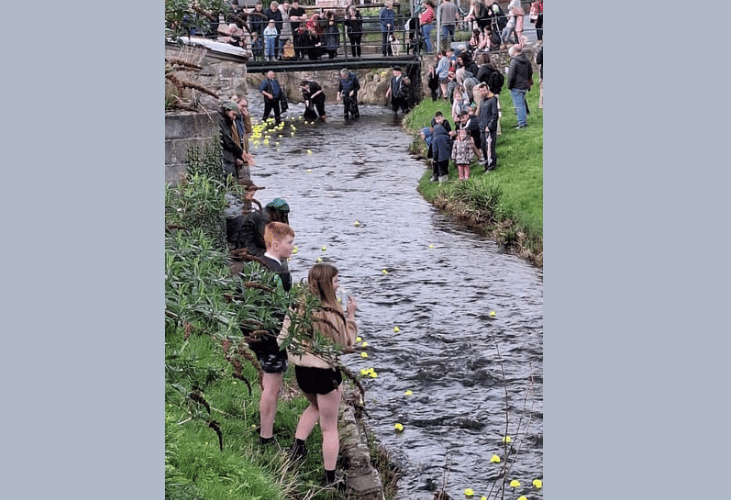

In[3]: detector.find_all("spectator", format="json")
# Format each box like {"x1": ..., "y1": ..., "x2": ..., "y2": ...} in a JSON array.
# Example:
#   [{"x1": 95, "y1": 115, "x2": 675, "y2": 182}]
[
  {"x1": 507, "y1": 0, "x2": 527, "y2": 46},
  {"x1": 451, "y1": 127, "x2": 481, "y2": 180},
  {"x1": 419, "y1": 1, "x2": 436, "y2": 54},
  {"x1": 232, "y1": 94, "x2": 253, "y2": 155},
  {"x1": 236, "y1": 198, "x2": 291, "y2": 257},
  {"x1": 438, "y1": 0, "x2": 460, "y2": 50},
  {"x1": 507, "y1": 43, "x2": 533, "y2": 128},
  {"x1": 279, "y1": 2, "x2": 293, "y2": 57},
  {"x1": 436, "y1": 49, "x2": 450, "y2": 101},
  {"x1": 477, "y1": 82, "x2": 499, "y2": 170},
  {"x1": 379, "y1": 1, "x2": 395, "y2": 56},
  {"x1": 530, "y1": 0, "x2": 543, "y2": 42},
  {"x1": 219, "y1": 101, "x2": 252, "y2": 181},
  {"x1": 281, "y1": 263, "x2": 358, "y2": 489},
  {"x1": 264, "y1": 1, "x2": 283, "y2": 59},
  {"x1": 535, "y1": 41, "x2": 542, "y2": 109},
  {"x1": 245, "y1": 221, "x2": 296, "y2": 446},
  {"x1": 263, "y1": 19, "x2": 279, "y2": 61},
  {"x1": 344, "y1": 6, "x2": 363, "y2": 58},
  {"x1": 431, "y1": 120, "x2": 453, "y2": 183},
  {"x1": 289, "y1": 1, "x2": 308, "y2": 59},
  {"x1": 249, "y1": 1, "x2": 268, "y2": 35},
  {"x1": 322, "y1": 13, "x2": 340, "y2": 59}
]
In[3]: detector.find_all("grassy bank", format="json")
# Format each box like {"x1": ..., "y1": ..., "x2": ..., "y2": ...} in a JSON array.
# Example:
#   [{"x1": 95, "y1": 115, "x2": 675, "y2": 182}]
[
  {"x1": 403, "y1": 74, "x2": 543, "y2": 267},
  {"x1": 164, "y1": 147, "x2": 385, "y2": 500}
]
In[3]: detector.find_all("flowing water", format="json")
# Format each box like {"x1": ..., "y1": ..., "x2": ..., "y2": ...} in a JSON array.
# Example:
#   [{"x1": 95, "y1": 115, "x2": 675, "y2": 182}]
[{"x1": 244, "y1": 94, "x2": 543, "y2": 499}]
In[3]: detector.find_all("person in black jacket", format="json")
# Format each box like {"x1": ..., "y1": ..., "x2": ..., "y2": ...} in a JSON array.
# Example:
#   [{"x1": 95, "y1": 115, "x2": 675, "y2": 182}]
[
  {"x1": 337, "y1": 68, "x2": 360, "y2": 118},
  {"x1": 431, "y1": 123, "x2": 453, "y2": 183},
  {"x1": 344, "y1": 6, "x2": 363, "y2": 58},
  {"x1": 477, "y1": 82, "x2": 499, "y2": 171},
  {"x1": 259, "y1": 70, "x2": 283, "y2": 124},
  {"x1": 507, "y1": 44, "x2": 533, "y2": 129},
  {"x1": 385, "y1": 66, "x2": 410, "y2": 114},
  {"x1": 249, "y1": 1, "x2": 268, "y2": 35},
  {"x1": 235, "y1": 198, "x2": 291, "y2": 256},
  {"x1": 264, "y1": 1, "x2": 283, "y2": 59},
  {"x1": 300, "y1": 79, "x2": 327, "y2": 121},
  {"x1": 219, "y1": 101, "x2": 252, "y2": 181},
  {"x1": 245, "y1": 221, "x2": 295, "y2": 446}
]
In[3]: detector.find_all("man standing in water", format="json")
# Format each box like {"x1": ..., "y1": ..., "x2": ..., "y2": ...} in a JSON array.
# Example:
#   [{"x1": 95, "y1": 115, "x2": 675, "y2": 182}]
[
  {"x1": 336, "y1": 68, "x2": 360, "y2": 119},
  {"x1": 260, "y1": 70, "x2": 283, "y2": 125},
  {"x1": 385, "y1": 66, "x2": 410, "y2": 115}
]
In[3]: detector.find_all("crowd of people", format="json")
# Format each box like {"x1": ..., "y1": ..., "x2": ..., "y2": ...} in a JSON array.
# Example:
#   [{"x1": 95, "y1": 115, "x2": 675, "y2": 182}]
[{"x1": 209, "y1": 8, "x2": 543, "y2": 492}]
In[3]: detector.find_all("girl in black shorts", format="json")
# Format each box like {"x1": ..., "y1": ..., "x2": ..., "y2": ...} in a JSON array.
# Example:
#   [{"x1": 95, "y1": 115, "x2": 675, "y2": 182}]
[{"x1": 280, "y1": 263, "x2": 358, "y2": 486}]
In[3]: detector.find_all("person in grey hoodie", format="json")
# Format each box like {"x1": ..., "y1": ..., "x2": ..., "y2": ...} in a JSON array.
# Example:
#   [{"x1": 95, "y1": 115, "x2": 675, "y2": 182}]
[{"x1": 507, "y1": 43, "x2": 534, "y2": 128}]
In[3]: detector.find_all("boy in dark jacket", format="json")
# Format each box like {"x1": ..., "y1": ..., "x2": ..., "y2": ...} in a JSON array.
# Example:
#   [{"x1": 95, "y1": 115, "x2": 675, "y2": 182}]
[{"x1": 431, "y1": 123, "x2": 453, "y2": 183}]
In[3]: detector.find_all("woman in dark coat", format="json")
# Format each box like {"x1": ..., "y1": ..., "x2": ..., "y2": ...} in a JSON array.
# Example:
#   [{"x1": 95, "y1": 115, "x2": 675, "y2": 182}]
[{"x1": 344, "y1": 6, "x2": 363, "y2": 58}]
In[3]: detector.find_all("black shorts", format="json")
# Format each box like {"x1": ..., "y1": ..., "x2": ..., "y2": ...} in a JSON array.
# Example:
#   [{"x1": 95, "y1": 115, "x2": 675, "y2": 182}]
[
  {"x1": 256, "y1": 350, "x2": 289, "y2": 374},
  {"x1": 295, "y1": 365, "x2": 342, "y2": 395}
]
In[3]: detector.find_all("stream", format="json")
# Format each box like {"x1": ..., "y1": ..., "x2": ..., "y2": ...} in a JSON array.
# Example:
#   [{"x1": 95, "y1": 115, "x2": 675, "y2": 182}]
[{"x1": 244, "y1": 94, "x2": 543, "y2": 499}]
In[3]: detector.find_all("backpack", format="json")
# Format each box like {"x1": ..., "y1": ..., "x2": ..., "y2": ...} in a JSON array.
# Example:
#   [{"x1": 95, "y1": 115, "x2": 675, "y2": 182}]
[{"x1": 487, "y1": 70, "x2": 504, "y2": 94}]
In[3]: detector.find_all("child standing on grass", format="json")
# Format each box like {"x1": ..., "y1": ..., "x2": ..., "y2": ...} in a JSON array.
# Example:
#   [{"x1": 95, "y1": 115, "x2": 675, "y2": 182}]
[
  {"x1": 244, "y1": 221, "x2": 295, "y2": 446},
  {"x1": 451, "y1": 127, "x2": 482, "y2": 180},
  {"x1": 263, "y1": 19, "x2": 279, "y2": 61},
  {"x1": 280, "y1": 263, "x2": 358, "y2": 489}
]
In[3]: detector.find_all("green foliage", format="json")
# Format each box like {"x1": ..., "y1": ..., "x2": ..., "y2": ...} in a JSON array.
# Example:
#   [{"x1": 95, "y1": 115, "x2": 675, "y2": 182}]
[
  {"x1": 166, "y1": 0, "x2": 227, "y2": 38},
  {"x1": 165, "y1": 143, "x2": 370, "y2": 499}
]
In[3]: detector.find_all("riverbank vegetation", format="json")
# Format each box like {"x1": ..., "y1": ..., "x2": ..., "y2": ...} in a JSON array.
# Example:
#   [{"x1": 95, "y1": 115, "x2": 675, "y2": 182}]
[
  {"x1": 165, "y1": 146, "x2": 386, "y2": 500},
  {"x1": 403, "y1": 74, "x2": 543, "y2": 267}
]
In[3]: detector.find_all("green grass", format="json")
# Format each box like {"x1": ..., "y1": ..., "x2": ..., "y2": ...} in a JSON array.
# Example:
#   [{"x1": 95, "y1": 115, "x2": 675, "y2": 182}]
[{"x1": 404, "y1": 74, "x2": 543, "y2": 264}]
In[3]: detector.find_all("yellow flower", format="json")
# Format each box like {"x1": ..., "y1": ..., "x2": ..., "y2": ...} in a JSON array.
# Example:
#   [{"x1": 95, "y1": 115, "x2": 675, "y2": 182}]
[
  {"x1": 509, "y1": 480, "x2": 520, "y2": 488},
  {"x1": 490, "y1": 454, "x2": 501, "y2": 463},
  {"x1": 361, "y1": 352, "x2": 368, "y2": 358},
  {"x1": 394, "y1": 423, "x2": 404, "y2": 432},
  {"x1": 532, "y1": 479, "x2": 542, "y2": 489},
  {"x1": 404, "y1": 390, "x2": 413, "y2": 396},
  {"x1": 464, "y1": 488, "x2": 474, "y2": 497}
]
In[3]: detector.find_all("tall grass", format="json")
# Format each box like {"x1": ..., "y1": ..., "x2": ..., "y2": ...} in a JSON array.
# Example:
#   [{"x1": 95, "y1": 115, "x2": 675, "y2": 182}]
[{"x1": 165, "y1": 145, "x2": 359, "y2": 500}]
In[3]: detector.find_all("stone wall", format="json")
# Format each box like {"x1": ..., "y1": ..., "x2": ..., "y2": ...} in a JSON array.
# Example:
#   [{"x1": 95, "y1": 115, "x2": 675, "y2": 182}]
[{"x1": 165, "y1": 111, "x2": 220, "y2": 185}]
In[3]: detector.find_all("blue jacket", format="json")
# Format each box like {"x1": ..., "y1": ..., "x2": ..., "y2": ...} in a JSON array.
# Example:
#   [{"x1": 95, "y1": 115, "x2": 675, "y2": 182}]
[
  {"x1": 431, "y1": 125, "x2": 452, "y2": 162},
  {"x1": 379, "y1": 8, "x2": 395, "y2": 32},
  {"x1": 338, "y1": 72, "x2": 360, "y2": 95},
  {"x1": 260, "y1": 77, "x2": 282, "y2": 101}
]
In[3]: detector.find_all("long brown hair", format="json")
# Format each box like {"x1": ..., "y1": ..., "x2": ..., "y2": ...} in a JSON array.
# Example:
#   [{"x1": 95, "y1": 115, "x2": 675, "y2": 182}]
[{"x1": 308, "y1": 264, "x2": 339, "y2": 310}]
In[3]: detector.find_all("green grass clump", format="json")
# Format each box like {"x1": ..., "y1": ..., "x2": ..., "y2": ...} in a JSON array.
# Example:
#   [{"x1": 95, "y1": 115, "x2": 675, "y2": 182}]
[{"x1": 405, "y1": 74, "x2": 543, "y2": 265}]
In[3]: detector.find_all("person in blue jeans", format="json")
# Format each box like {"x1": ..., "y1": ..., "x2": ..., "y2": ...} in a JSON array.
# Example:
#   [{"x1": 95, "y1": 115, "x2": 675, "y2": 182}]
[
  {"x1": 263, "y1": 20, "x2": 279, "y2": 61},
  {"x1": 419, "y1": 1, "x2": 435, "y2": 54},
  {"x1": 438, "y1": 0, "x2": 459, "y2": 50},
  {"x1": 379, "y1": 1, "x2": 395, "y2": 56},
  {"x1": 507, "y1": 44, "x2": 533, "y2": 129}
]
